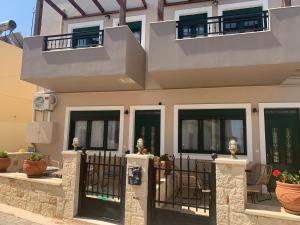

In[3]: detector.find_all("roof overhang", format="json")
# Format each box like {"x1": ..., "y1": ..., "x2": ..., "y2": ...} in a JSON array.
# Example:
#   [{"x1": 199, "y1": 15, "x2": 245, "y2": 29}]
[
  {"x1": 44, "y1": 0, "x2": 148, "y2": 20},
  {"x1": 164, "y1": 0, "x2": 210, "y2": 7}
]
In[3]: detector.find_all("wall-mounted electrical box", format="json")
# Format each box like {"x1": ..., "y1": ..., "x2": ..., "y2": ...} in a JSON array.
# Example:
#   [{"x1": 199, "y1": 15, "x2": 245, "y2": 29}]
[{"x1": 26, "y1": 121, "x2": 54, "y2": 144}]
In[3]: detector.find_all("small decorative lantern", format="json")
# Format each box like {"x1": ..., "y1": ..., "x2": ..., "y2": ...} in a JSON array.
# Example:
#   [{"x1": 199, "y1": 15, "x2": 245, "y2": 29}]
[
  {"x1": 72, "y1": 137, "x2": 80, "y2": 151},
  {"x1": 228, "y1": 139, "x2": 238, "y2": 159}
]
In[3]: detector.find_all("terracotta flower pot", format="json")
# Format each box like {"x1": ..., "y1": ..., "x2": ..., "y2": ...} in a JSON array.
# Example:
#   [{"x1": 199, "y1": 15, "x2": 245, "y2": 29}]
[
  {"x1": 275, "y1": 181, "x2": 300, "y2": 215},
  {"x1": 0, "y1": 158, "x2": 11, "y2": 172},
  {"x1": 23, "y1": 160, "x2": 47, "y2": 178}
]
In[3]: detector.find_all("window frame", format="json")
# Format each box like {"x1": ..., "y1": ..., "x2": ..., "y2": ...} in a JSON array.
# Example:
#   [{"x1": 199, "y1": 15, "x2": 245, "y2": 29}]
[
  {"x1": 174, "y1": 6, "x2": 213, "y2": 39},
  {"x1": 72, "y1": 26, "x2": 101, "y2": 48},
  {"x1": 222, "y1": 7, "x2": 264, "y2": 34},
  {"x1": 178, "y1": 13, "x2": 208, "y2": 39},
  {"x1": 63, "y1": 106, "x2": 124, "y2": 152},
  {"x1": 127, "y1": 21, "x2": 142, "y2": 44},
  {"x1": 112, "y1": 15, "x2": 146, "y2": 48},
  {"x1": 178, "y1": 109, "x2": 247, "y2": 155}
]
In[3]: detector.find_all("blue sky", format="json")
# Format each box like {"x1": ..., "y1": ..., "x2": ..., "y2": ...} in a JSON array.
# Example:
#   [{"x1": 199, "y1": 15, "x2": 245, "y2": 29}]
[{"x1": 0, "y1": 0, "x2": 36, "y2": 37}]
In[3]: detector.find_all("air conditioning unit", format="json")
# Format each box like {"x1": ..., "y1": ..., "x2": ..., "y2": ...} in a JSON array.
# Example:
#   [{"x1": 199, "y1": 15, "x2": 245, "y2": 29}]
[{"x1": 33, "y1": 93, "x2": 57, "y2": 111}]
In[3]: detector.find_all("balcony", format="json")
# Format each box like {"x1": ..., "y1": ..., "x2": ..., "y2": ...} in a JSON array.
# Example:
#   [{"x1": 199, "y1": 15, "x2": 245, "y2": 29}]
[
  {"x1": 148, "y1": 6, "x2": 300, "y2": 88},
  {"x1": 21, "y1": 26, "x2": 146, "y2": 92}
]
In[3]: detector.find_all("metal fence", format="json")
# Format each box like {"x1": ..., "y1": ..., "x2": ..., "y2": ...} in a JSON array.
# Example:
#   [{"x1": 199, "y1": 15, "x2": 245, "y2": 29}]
[
  {"x1": 149, "y1": 154, "x2": 216, "y2": 225},
  {"x1": 78, "y1": 150, "x2": 126, "y2": 222},
  {"x1": 44, "y1": 30, "x2": 104, "y2": 51},
  {"x1": 176, "y1": 11, "x2": 269, "y2": 39}
]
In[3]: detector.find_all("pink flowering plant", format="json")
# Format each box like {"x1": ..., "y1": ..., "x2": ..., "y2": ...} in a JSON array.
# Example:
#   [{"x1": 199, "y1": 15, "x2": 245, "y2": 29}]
[{"x1": 273, "y1": 169, "x2": 300, "y2": 185}]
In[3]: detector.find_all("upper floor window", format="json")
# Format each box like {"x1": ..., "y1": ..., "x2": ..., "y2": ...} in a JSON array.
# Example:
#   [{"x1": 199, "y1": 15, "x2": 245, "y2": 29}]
[
  {"x1": 178, "y1": 109, "x2": 247, "y2": 155},
  {"x1": 72, "y1": 26, "x2": 101, "y2": 48},
  {"x1": 68, "y1": 110, "x2": 120, "y2": 150},
  {"x1": 223, "y1": 7, "x2": 264, "y2": 34},
  {"x1": 178, "y1": 13, "x2": 208, "y2": 39},
  {"x1": 127, "y1": 21, "x2": 142, "y2": 44}
]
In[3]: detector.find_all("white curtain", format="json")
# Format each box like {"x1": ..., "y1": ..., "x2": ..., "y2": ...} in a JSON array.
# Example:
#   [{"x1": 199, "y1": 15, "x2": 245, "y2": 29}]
[
  {"x1": 225, "y1": 120, "x2": 244, "y2": 153},
  {"x1": 107, "y1": 121, "x2": 120, "y2": 149},
  {"x1": 90, "y1": 121, "x2": 104, "y2": 148},
  {"x1": 182, "y1": 120, "x2": 198, "y2": 150},
  {"x1": 203, "y1": 120, "x2": 221, "y2": 152},
  {"x1": 75, "y1": 121, "x2": 87, "y2": 148}
]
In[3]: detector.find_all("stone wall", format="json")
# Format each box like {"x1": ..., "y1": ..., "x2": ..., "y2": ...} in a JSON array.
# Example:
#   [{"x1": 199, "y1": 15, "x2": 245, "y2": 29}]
[
  {"x1": 124, "y1": 154, "x2": 152, "y2": 225},
  {"x1": 0, "y1": 173, "x2": 64, "y2": 217},
  {"x1": 215, "y1": 158, "x2": 300, "y2": 225},
  {"x1": 61, "y1": 151, "x2": 81, "y2": 218},
  {"x1": 0, "y1": 151, "x2": 81, "y2": 219}
]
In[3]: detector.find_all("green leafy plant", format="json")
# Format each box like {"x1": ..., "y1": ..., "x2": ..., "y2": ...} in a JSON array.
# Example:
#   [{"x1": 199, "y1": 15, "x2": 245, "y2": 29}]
[
  {"x1": 28, "y1": 152, "x2": 44, "y2": 161},
  {"x1": 273, "y1": 169, "x2": 300, "y2": 185},
  {"x1": 0, "y1": 151, "x2": 8, "y2": 158}
]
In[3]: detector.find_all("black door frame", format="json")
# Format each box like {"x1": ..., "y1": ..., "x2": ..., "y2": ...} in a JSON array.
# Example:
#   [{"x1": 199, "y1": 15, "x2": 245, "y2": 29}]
[
  {"x1": 261, "y1": 105, "x2": 300, "y2": 165},
  {"x1": 129, "y1": 106, "x2": 165, "y2": 156},
  {"x1": 264, "y1": 108, "x2": 300, "y2": 170}
]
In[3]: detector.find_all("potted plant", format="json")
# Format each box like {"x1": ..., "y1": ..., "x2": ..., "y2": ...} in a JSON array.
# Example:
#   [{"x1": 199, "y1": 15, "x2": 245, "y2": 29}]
[
  {"x1": 273, "y1": 169, "x2": 300, "y2": 215},
  {"x1": 23, "y1": 152, "x2": 47, "y2": 178},
  {"x1": 0, "y1": 151, "x2": 11, "y2": 172}
]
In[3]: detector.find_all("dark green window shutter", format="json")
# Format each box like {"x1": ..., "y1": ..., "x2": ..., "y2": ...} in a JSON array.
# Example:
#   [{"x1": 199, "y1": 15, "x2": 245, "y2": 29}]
[
  {"x1": 178, "y1": 13, "x2": 208, "y2": 38},
  {"x1": 223, "y1": 7, "x2": 263, "y2": 34},
  {"x1": 127, "y1": 21, "x2": 142, "y2": 43},
  {"x1": 72, "y1": 26, "x2": 100, "y2": 48}
]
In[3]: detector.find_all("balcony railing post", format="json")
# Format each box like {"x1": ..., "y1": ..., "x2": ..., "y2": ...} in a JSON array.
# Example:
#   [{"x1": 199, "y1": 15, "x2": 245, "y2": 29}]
[
  {"x1": 101, "y1": 30, "x2": 104, "y2": 46},
  {"x1": 263, "y1": 11, "x2": 268, "y2": 30},
  {"x1": 218, "y1": 16, "x2": 222, "y2": 35},
  {"x1": 43, "y1": 36, "x2": 48, "y2": 51}
]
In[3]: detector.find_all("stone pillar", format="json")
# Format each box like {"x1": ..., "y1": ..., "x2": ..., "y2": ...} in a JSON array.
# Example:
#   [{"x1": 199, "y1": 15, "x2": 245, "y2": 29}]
[
  {"x1": 61, "y1": 151, "x2": 81, "y2": 218},
  {"x1": 215, "y1": 158, "x2": 249, "y2": 225},
  {"x1": 125, "y1": 154, "x2": 153, "y2": 225}
]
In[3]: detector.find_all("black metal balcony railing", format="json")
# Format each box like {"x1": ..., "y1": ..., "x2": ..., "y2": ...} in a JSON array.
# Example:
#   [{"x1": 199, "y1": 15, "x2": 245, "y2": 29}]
[
  {"x1": 176, "y1": 11, "x2": 269, "y2": 39},
  {"x1": 44, "y1": 30, "x2": 104, "y2": 51}
]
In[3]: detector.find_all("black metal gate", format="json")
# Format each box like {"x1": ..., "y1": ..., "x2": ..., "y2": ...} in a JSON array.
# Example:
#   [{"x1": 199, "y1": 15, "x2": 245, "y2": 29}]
[
  {"x1": 148, "y1": 155, "x2": 216, "y2": 225},
  {"x1": 78, "y1": 150, "x2": 127, "y2": 223}
]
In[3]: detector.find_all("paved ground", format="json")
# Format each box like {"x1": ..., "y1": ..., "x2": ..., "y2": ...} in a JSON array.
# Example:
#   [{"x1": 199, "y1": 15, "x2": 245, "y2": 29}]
[
  {"x1": 0, "y1": 203, "x2": 115, "y2": 225},
  {"x1": 0, "y1": 211, "x2": 41, "y2": 225}
]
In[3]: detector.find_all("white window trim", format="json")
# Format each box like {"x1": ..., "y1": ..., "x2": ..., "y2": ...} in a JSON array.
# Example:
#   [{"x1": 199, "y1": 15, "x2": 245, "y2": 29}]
[
  {"x1": 63, "y1": 106, "x2": 124, "y2": 156},
  {"x1": 128, "y1": 105, "x2": 165, "y2": 155},
  {"x1": 174, "y1": 7, "x2": 213, "y2": 39},
  {"x1": 112, "y1": 15, "x2": 146, "y2": 48},
  {"x1": 67, "y1": 20, "x2": 104, "y2": 33},
  {"x1": 258, "y1": 103, "x2": 300, "y2": 165},
  {"x1": 174, "y1": 104, "x2": 253, "y2": 161},
  {"x1": 218, "y1": 0, "x2": 268, "y2": 16}
]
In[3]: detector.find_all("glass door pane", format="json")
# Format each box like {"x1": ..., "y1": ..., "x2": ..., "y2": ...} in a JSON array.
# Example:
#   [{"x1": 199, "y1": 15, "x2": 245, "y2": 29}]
[
  {"x1": 90, "y1": 121, "x2": 104, "y2": 148},
  {"x1": 225, "y1": 120, "x2": 245, "y2": 154},
  {"x1": 72, "y1": 26, "x2": 100, "y2": 48},
  {"x1": 75, "y1": 121, "x2": 87, "y2": 147},
  {"x1": 178, "y1": 13, "x2": 208, "y2": 38},
  {"x1": 107, "y1": 121, "x2": 120, "y2": 150},
  {"x1": 182, "y1": 120, "x2": 198, "y2": 151},
  {"x1": 203, "y1": 119, "x2": 221, "y2": 152},
  {"x1": 134, "y1": 110, "x2": 161, "y2": 156},
  {"x1": 223, "y1": 7, "x2": 263, "y2": 34}
]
